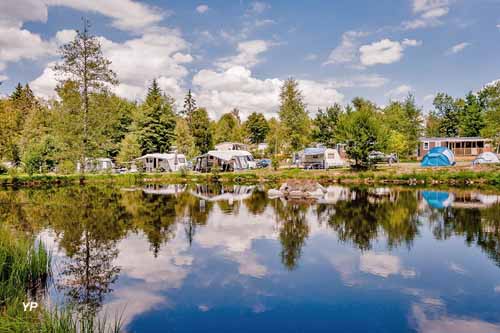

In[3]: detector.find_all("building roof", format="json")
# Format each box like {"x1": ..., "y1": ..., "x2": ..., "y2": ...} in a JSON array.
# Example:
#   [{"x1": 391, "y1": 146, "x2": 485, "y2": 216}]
[{"x1": 420, "y1": 137, "x2": 491, "y2": 142}]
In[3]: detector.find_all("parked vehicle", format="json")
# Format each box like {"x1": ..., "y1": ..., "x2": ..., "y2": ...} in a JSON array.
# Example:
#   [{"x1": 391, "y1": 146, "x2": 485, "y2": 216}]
[
  {"x1": 257, "y1": 159, "x2": 271, "y2": 168},
  {"x1": 368, "y1": 151, "x2": 398, "y2": 164}
]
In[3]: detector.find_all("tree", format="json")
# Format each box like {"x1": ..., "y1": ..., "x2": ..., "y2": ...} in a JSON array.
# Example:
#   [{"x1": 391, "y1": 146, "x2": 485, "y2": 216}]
[
  {"x1": 278, "y1": 78, "x2": 310, "y2": 152},
  {"x1": 117, "y1": 133, "x2": 141, "y2": 165},
  {"x1": 265, "y1": 118, "x2": 284, "y2": 155},
  {"x1": 459, "y1": 92, "x2": 484, "y2": 137},
  {"x1": 189, "y1": 107, "x2": 213, "y2": 154},
  {"x1": 244, "y1": 112, "x2": 269, "y2": 144},
  {"x1": 136, "y1": 80, "x2": 177, "y2": 154},
  {"x1": 382, "y1": 94, "x2": 422, "y2": 157},
  {"x1": 174, "y1": 117, "x2": 198, "y2": 158},
  {"x1": 312, "y1": 104, "x2": 341, "y2": 147},
  {"x1": 433, "y1": 93, "x2": 459, "y2": 137},
  {"x1": 182, "y1": 89, "x2": 196, "y2": 118},
  {"x1": 54, "y1": 18, "x2": 118, "y2": 171},
  {"x1": 214, "y1": 112, "x2": 242, "y2": 144},
  {"x1": 479, "y1": 81, "x2": 500, "y2": 150},
  {"x1": 336, "y1": 100, "x2": 384, "y2": 169},
  {"x1": 425, "y1": 110, "x2": 441, "y2": 137}
]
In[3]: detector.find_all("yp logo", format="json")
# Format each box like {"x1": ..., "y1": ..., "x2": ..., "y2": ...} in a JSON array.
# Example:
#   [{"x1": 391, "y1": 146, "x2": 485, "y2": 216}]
[{"x1": 23, "y1": 302, "x2": 38, "y2": 312}]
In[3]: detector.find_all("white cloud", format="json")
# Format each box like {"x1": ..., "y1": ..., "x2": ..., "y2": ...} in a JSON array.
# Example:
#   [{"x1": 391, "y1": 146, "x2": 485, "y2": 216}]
[
  {"x1": 0, "y1": 25, "x2": 55, "y2": 75},
  {"x1": 332, "y1": 74, "x2": 389, "y2": 88},
  {"x1": 385, "y1": 84, "x2": 413, "y2": 100},
  {"x1": 359, "y1": 38, "x2": 421, "y2": 66},
  {"x1": 32, "y1": 27, "x2": 192, "y2": 102},
  {"x1": 193, "y1": 66, "x2": 344, "y2": 119},
  {"x1": 403, "y1": 0, "x2": 450, "y2": 30},
  {"x1": 45, "y1": 0, "x2": 164, "y2": 32},
  {"x1": 0, "y1": 0, "x2": 168, "y2": 84},
  {"x1": 216, "y1": 39, "x2": 272, "y2": 69},
  {"x1": 447, "y1": 42, "x2": 470, "y2": 54},
  {"x1": 247, "y1": 1, "x2": 270, "y2": 15},
  {"x1": 497, "y1": 24, "x2": 500, "y2": 29},
  {"x1": 324, "y1": 30, "x2": 369, "y2": 66},
  {"x1": 196, "y1": 4, "x2": 209, "y2": 14}
]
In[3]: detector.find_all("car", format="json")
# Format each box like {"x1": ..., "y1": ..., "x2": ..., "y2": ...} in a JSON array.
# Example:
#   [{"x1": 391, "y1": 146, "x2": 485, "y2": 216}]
[
  {"x1": 257, "y1": 159, "x2": 271, "y2": 168},
  {"x1": 368, "y1": 151, "x2": 398, "y2": 164}
]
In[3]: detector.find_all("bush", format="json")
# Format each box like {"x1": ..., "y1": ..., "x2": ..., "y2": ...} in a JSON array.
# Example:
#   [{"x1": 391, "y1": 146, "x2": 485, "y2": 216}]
[{"x1": 0, "y1": 164, "x2": 7, "y2": 175}]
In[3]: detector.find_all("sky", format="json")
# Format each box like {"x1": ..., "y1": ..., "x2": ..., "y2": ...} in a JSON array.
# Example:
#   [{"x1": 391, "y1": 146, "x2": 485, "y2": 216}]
[{"x1": 0, "y1": 0, "x2": 499, "y2": 120}]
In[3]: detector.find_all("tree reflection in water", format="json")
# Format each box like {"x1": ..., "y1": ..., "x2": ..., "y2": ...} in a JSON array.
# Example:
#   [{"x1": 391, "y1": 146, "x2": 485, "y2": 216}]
[{"x1": 1, "y1": 184, "x2": 500, "y2": 318}]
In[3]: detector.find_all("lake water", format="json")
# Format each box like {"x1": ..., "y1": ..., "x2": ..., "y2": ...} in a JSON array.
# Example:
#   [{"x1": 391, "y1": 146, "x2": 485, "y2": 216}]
[{"x1": 2, "y1": 184, "x2": 500, "y2": 332}]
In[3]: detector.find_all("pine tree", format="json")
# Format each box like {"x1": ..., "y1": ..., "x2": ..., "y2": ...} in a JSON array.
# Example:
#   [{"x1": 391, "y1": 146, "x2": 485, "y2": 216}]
[
  {"x1": 278, "y1": 78, "x2": 310, "y2": 152},
  {"x1": 182, "y1": 89, "x2": 196, "y2": 118},
  {"x1": 136, "y1": 80, "x2": 176, "y2": 154},
  {"x1": 54, "y1": 18, "x2": 118, "y2": 172}
]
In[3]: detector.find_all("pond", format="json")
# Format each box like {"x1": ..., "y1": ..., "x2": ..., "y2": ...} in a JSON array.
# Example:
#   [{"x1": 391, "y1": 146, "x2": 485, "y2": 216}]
[{"x1": 1, "y1": 183, "x2": 500, "y2": 332}]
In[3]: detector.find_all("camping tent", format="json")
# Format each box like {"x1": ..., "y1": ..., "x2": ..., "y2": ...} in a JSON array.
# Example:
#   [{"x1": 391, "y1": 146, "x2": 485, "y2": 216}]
[
  {"x1": 421, "y1": 147, "x2": 455, "y2": 167},
  {"x1": 472, "y1": 152, "x2": 500, "y2": 165}
]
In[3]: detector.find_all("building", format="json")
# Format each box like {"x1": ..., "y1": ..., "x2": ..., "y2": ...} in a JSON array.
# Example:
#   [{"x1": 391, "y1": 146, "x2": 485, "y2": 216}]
[
  {"x1": 214, "y1": 142, "x2": 248, "y2": 151},
  {"x1": 194, "y1": 150, "x2": 256, "y2": 172},
  {"x1": 417, "y1": 137, "x2": 492, "y2": 159},
  {"x1": 135, "y1": 153, "x2": 187, "y2": 172}
]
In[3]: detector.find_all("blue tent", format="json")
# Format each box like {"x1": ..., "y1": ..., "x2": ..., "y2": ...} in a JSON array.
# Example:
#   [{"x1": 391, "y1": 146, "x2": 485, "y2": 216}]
[
  {"x1": 421, "y1": 147, "x2": 455, "y2": 167},
  {"x1": 422, "y1": 191, "x2": 453, "y2": 209}
]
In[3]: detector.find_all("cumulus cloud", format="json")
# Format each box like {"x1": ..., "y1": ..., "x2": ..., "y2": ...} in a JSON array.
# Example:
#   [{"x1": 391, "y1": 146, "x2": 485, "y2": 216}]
[
  {"x1": 324, "y1": 30, "x2": 369, "y2": 66},
  {"x1": 359, "y1": 38, "x2": 421, "y2": 66},
  {"x1": 32, "y1": 27, "x2": 192, "y2": 102},
  {"x1": 403, "y1": 0, "x2": 450, "y2": 30},
  {"x1": 216, "y1": 39, "x2": 273, "y2": 69},
  {"x1": 45, "y1": 0, "x2": 164, "y2": 32},
  {"x1": 385, "y1": 84, "x2": 413, "y2": 100},
  {"x1": 196, "y1": 4, "x2": 209, "y2": 14},
  {"x1": 193, "y1": 66, "x2": 343, "y2": 119},
  {"x1": 0, "y1": 25, "x2": 55, "y2": 73},
  {"x1": 446, "y1": 42, "x2": 470, "y2": 54}
]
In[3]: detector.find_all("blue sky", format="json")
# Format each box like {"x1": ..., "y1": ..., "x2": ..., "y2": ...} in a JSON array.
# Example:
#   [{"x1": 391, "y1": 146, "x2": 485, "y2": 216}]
[{"x1": 0, "y1": 0, "x2": 499, "y2": 119}]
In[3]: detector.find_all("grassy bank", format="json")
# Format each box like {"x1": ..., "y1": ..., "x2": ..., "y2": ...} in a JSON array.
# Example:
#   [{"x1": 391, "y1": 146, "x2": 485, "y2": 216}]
[
  {"x1": 0, "y1": 225, "x2": 121, "y2": 333},
  {"x1": 2, "y1": 163, "x2": 500, "y2": 187}
]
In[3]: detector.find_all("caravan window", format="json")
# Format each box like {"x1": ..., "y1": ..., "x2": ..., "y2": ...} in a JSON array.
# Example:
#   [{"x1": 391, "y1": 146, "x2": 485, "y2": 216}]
[
  {"x1": 178, "y1": 158, "x2": 185, "y2": 163},
  {"x1": 327, "y1": 153, "x2": 335, "y2": 159},
  {"x1": 246, "y1": 155, "x2": 254, "y2": 161},
  {"x1": 423, "y1": 142, "x2": 429, "y2": 150}
]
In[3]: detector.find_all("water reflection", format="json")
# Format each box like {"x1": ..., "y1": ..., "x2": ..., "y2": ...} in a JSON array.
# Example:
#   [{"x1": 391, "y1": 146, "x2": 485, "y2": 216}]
[{"x1": 1, "y1": 184, "x2": 500, "y2": 332}]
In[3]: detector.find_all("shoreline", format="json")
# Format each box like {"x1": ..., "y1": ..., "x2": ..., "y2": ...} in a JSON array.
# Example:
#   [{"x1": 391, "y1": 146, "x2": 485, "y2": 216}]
[{"x1": 1, "y1": 164, "x2": 500, "y2": 188}]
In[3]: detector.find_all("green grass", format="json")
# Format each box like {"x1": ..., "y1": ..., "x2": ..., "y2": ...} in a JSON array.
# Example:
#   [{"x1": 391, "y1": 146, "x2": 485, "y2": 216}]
[
  {"x1": 0, "y1": 225, "x2": 122, "y2": 333},
  {"x1": 2, "y1": 165, "x2": 500, "y2": 187}
]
